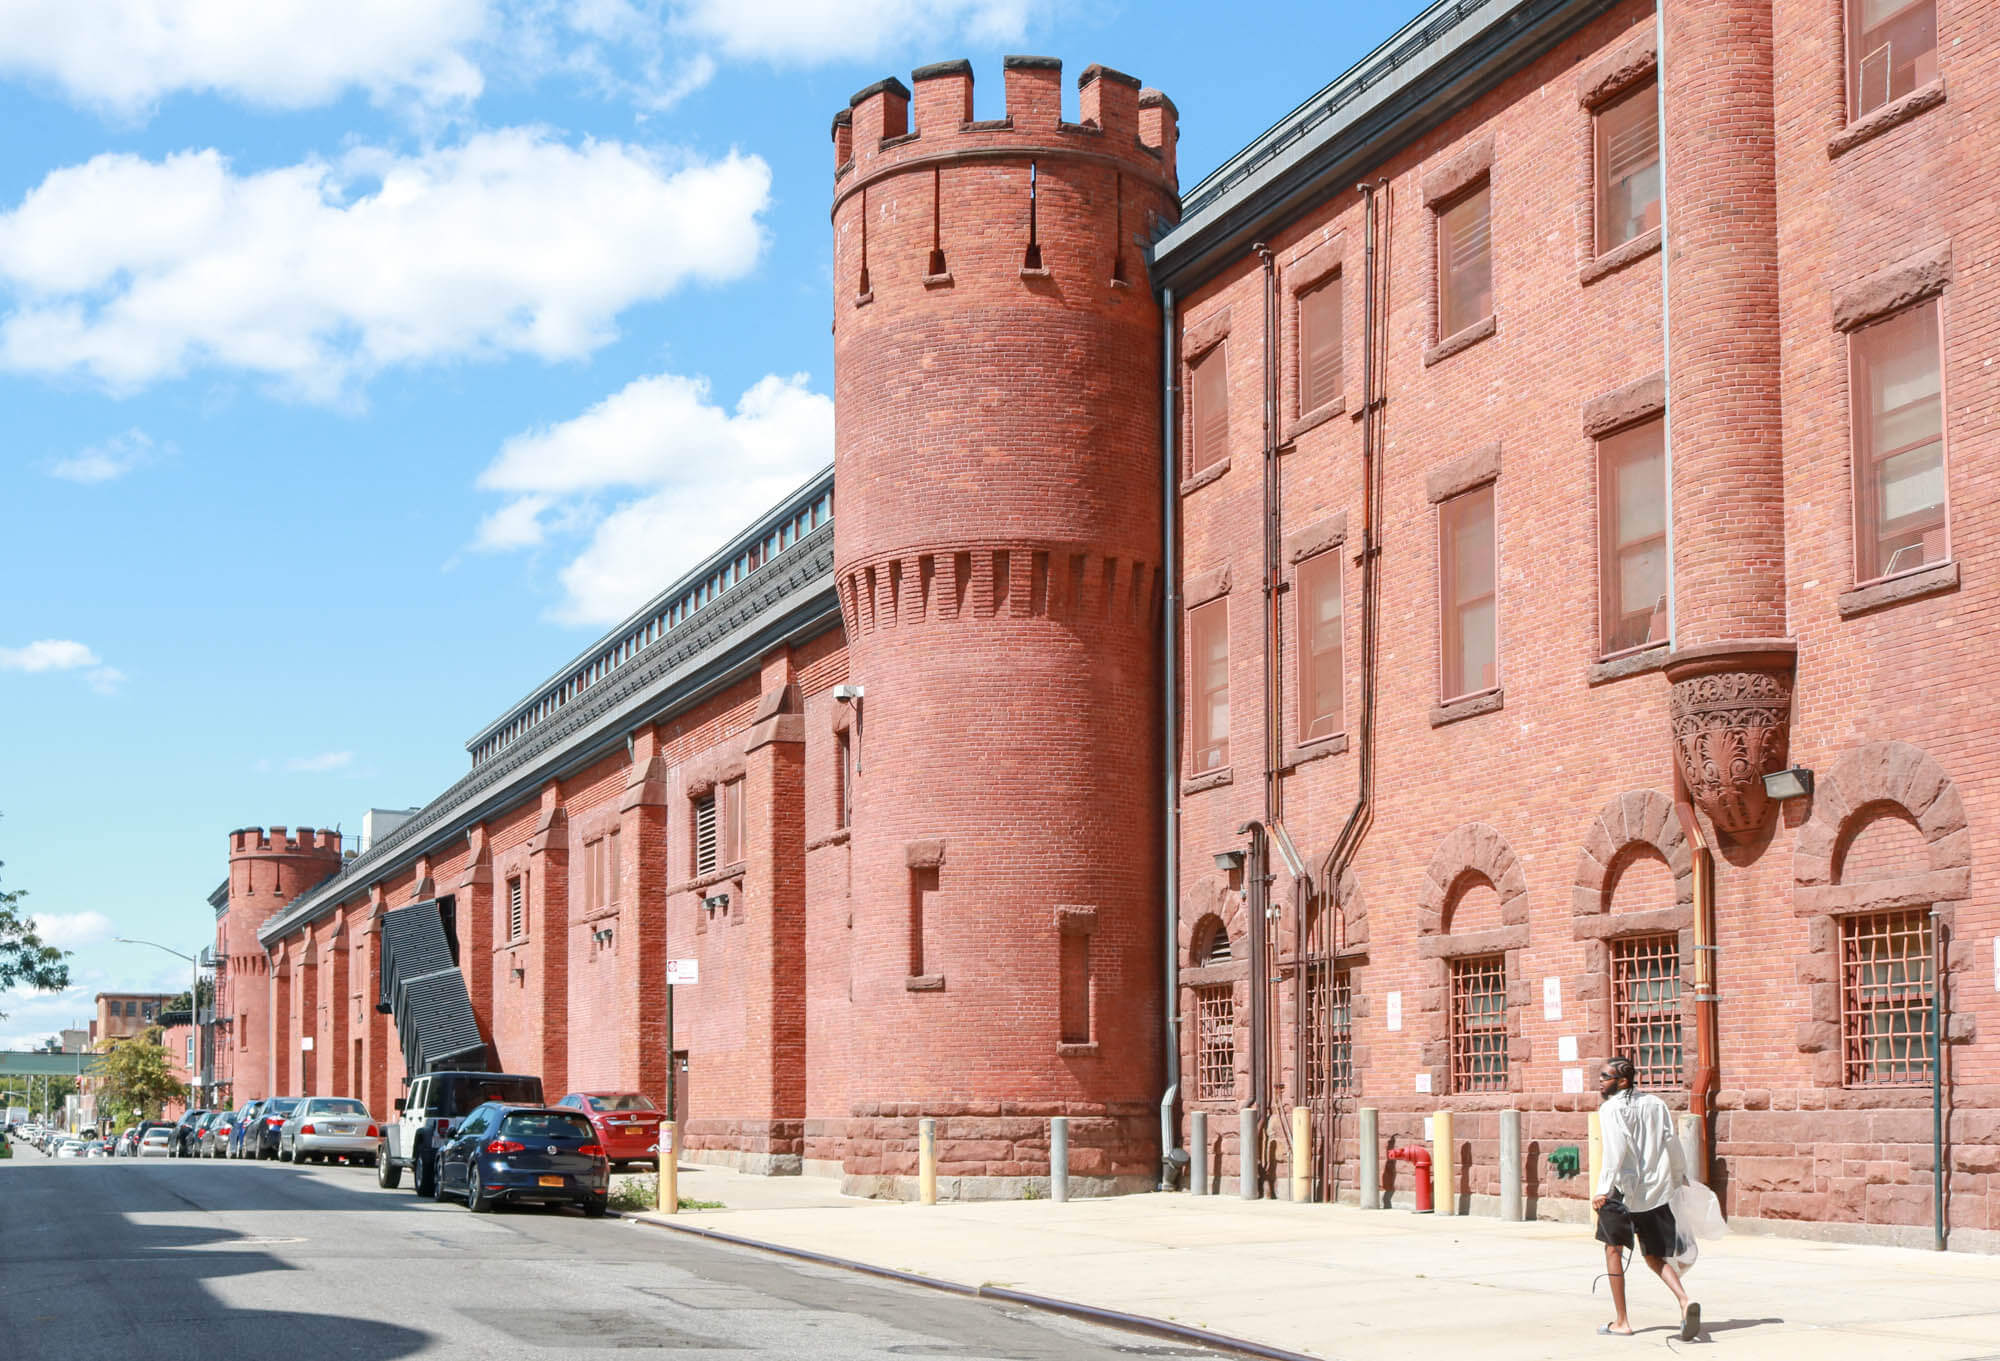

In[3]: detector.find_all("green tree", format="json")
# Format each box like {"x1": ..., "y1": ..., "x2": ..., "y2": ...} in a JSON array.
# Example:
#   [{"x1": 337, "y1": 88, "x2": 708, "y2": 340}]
[
  {"x1": 1, "y1": 818, "x2": 71, "y2": 1019},
  {"x1": 95, "y1": 1028, "x2": 186, "y2": 1129}
]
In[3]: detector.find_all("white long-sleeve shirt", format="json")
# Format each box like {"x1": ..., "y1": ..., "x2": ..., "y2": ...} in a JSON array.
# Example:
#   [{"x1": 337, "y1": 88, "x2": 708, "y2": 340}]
[{"x1": 1597, "y1": 1088, "x2": 1686, "y2": 1212}]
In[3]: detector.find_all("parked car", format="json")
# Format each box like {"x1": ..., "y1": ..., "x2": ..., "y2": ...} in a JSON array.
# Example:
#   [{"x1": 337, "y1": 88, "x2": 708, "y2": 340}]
[
  {"x1": 378, "y1": 1071, "x2": 544, "y2": 1196},
  {"x1": 278, "y1": 1097, "x2": 379, "y2": 1166},
  {"x1": 86, "y1": 1139, "x2": 113, "y2": 1158},
  {"x1": 227, "y1": 1101, "x2": 265, "y2": 1158},
  {"x1": 55, "y1": 1139, "x2": 88, "y2": 1159},
  {"x1": 246, "y1": 1097, "x2": 301, "y2": 1160},
  {"x1": 169, "y1": 1109, "x2": 211, "y2": 1157},
  {"x1": 200, "y1": 1112, "x2": 236, "y2": 1158},
  {"x1": 114, "y1": 1130, "x2": 137, "y2": 1157},
  {"x1": 125, "y1": 1120, "x2": 172, "y2": 1157},
  {"x1": 138, "y1": 1128, "x2": 173, "y2": 1158},
  {"x1": 431, "y1": 1104, "x2": 608, "y2": 1215},
  {"x1": 556, "y1": 1091, "x2": 665, "y2": 1171}
]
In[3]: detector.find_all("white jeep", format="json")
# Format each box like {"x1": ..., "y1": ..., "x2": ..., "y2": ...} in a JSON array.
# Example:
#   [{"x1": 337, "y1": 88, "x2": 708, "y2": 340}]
[{"x1": 377, "y1": 1070, "x2": 543, "y2": 1196}]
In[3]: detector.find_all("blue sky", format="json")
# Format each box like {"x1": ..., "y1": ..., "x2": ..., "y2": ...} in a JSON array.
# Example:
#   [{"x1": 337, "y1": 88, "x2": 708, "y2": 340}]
[{"x1": 0, "y1": 0, "x2": 1396, "y2": 1045}]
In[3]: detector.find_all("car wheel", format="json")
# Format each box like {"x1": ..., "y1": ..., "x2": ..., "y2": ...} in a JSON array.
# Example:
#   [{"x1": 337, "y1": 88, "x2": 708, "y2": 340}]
[
  {"x1": 377, "y1": 1155, "x2": 402, "y2": 1190},
  {"x1": 279, "y1": 1145, "x2": 291, "y2": 1163},
  {"x1": 466, "y1": 1174, "x2": 491, "y2": 1214},
  {"x1": 414, "y1": 1152, "x2": 436, "y2": 1198},
  {"x1": 431, "y1": 1162, "x2": 451, "y2": 1203},
  {"x1": 583, "y1": 1199, "x2": 607, "y2": 1219}
]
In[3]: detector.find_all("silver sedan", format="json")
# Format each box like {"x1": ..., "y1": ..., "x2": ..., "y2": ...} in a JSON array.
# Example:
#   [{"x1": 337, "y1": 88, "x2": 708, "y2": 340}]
[{"x1": 278, "y1": 1097, "x2": 380, "y2": 1166}]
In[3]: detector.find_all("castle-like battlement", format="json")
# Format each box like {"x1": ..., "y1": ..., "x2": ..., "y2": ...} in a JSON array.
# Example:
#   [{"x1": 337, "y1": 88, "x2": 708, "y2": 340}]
[
  {"x1": 833, "y1": 56, "x2": 1178, "y2": 192},
  {"x1": 230, "y1": 826, "x2": 343, "y2": 857}
]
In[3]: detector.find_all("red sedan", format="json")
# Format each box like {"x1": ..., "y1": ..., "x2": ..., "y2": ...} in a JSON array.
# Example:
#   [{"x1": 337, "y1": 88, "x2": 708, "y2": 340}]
[{"x1": 555, "y1": 1091, "x2": 664, "y2": 1170}]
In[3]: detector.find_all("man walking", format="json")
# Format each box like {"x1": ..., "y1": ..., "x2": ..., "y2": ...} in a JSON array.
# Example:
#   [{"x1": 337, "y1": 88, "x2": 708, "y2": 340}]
[{"x1": 1593, "y1": 1056, "x2": 1699, "y2": 1340}]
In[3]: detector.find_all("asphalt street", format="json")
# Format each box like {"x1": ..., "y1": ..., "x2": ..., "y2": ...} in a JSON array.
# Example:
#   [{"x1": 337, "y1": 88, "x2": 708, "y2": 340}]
[{"x1": 0, "y1": 1140, "x2": 1232, "y2": 1360}]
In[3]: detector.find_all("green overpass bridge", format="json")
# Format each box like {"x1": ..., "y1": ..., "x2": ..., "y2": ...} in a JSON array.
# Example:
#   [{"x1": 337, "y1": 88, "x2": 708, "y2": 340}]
[{"x1": 0, "y1": 1051, "x2": 105, "y2": 1078}]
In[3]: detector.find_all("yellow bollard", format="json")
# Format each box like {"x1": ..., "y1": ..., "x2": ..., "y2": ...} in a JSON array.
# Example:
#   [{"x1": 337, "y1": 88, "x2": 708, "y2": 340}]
[
  {"x1": 1291, "y1": 1106, "x2": 1312, "y2": 1204},
  {"x1": 1432, "y1": 1110, "x2": 1454, "y2": 1215},
  {"x1": 1587, "y1": 1111, "x2": 1602, "y2": 1203},
  {"x1": 658, "y1": 1120, "x2": 680, "y2": 1214},
  {"x1": 919, "y1": 1117, "x2": 938, "y2": 1205}
]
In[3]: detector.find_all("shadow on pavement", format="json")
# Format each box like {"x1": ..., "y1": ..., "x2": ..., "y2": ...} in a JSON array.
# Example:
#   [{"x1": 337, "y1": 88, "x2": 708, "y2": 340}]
[{"x1": 1701, "y1": 1316, "x2": 1786, "y2": 1336}]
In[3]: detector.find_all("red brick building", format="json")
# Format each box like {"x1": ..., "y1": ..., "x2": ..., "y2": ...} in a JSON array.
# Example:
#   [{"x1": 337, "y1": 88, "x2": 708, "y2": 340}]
[{"x1": 223, "y1": 0, "x2": 1995, "y2": 1247}]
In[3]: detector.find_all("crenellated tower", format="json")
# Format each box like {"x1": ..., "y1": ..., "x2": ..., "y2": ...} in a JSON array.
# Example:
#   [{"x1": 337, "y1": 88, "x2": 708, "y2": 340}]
[
  {"x1": 832, "y1": 56, "x2": 1179, "y2": 1197},
  {"x1": 216, "y1": 826, "x2": 343, "y2": 1101}
]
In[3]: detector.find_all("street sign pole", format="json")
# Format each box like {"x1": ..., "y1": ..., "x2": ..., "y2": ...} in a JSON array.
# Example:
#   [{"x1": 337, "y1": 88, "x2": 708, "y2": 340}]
[{"x1": 665, "y1": 982, "x2": 675, "y2": 1125}]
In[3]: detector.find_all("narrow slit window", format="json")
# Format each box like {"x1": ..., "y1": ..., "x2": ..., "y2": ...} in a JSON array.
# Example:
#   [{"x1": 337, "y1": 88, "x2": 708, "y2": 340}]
[
  {"x1": 693, "y1": 794, "x2": 718, "y2": 876},
  {"x1": 1849, "y1": 0, "x2": 1937, "y2": 119},
  {"x1": 1059, "y1": 933, "x2": 1091, "y2": 1044},
  {"x1": 1298, "y1": 274, "x2": 1343, "y2": 414},
  {"x1": 836, "y1": 730, "x2": 854, "y2": 830},
  {"x1": 1188, "y1": 343, "x2": 1229, "y2": 475},
  {"x1": 1436, "y1": 182, "x2": 1492, "y2": 339},
  {"x1": 721, "y1": 778, "x2": 744, "y2": 867},
  {"x1": 1296, "y1": 551, "x2": 1344, "y2": 742},
  {"x1": 1449, "y1": 954, "x2": 1508, "y2": 1093},
  {"x1": 1194, "y1": 985, "x2": 1235, "y2": 1101},
  {"x1": 909, "y1": 865, "x2": 938, "y2": 977},
  {"x1": 1188, "y1": 597, "x2": 1229, "y2": 773},
  {"x1": 1598, "y1": 418, "x2": 1668, "y2": 656},
  {"x1": 1438, "y1": 484, "x2": 1498, "y2": 701},
  {"x1": 1610, "y1": 935, "x2": 1682, "y2": 1089},
  {"x1": 1842, "y1": 909, "x2": 1934, "y2": 1087},
  {"x1": 507, "y1": 876, "x2": 525, "y2": 941},
  {"x1": 1852, "y1": 300, "x2": 1946, "y2": 582},
  {"x1": 1595, "y1": 79, "x2": 1660, "y2": 253}
]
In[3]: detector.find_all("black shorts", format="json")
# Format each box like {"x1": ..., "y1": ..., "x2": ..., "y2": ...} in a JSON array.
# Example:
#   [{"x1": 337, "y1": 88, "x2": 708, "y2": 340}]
[{"x1": 1596, "y1": 1192, "x2": 1678, "y2": 1259}]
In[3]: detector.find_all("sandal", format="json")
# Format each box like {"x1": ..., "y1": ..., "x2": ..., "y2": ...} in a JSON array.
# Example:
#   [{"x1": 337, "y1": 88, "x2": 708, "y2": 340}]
[
  {"x1": 1597, "y1": 1324, "x2": 1633, "y2": 1336},
  {"x1": 1679, "y1": 1302, "x2": 1701, "y2": 1341}
]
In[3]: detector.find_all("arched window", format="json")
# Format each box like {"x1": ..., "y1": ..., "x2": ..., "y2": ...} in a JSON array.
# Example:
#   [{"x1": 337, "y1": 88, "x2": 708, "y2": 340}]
[{"x1": 1202, "y1": 926, "x2": 1233, "y2": 966}]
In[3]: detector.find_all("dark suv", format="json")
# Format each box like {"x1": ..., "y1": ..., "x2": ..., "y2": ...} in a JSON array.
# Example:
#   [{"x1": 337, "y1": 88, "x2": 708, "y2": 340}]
[
  {"x1": 169, "y1": 1109, "x2": 211, "y2": 1157},
  {"x1": 247, "y1": 1097, "x2": 302, "y2": 1160},
  {"x1": 379, "y1": 1072, "x2": 544, "y2": 1196}
]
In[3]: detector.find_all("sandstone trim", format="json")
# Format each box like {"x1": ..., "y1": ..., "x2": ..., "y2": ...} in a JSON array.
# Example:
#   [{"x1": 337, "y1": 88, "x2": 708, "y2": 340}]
[
  {"x1": 1580, "y1": 226, "x2": 1662, "y2": 286},
  {"x1": 1180, "y1": 457, "x2": 1230, "y2": 495},
  {"x1": 1575, "y1": 28, "x2": 1656, "y2": 108},
  {"x1": 1424, "y1": 313, "x2": 1496, "y2": 366},
  {"x1": 1837, "y1": 560, "x2": 1959, "y2": 617},
  {"x1": 1588, "y1": 642, "x2": 1669, "y2": 685},
  {"x1": 905, "y1": 839, "x2": 946, "y2": 868},
  {"x1": 1184, "y1": 561, "x2": 1231, "y2": 605},
  {"x1": 1425, "y1": 442, "x2": 1501, "y2": 504},
  {"x1": 1184, "y1": 307, "x2": 1231, "y2": 358},
  {"x1": 1287, "y1": 234, "x2": 1343, "y2": 289},
  {"x1": 1422, "y1": 134, "x2": 1493, "y2": 205},
  {"x1": 1283, "y1": 396, "x2": 1345, "y2": 444},
  {"x1": 1832, "y1": 240, "x2": 1952, "y2": 332},
  {"x1": 1827, "y1": 79, "x2": 1945, "y2": 159},
  {"x1": 1431, "y1": 688, "x2": 1503, "y2": 728},
  {"x1": 1582, "y1": 371, "x2": 1666, "y2": 438},
  {"x1": 1181, "y1": 767, "x2": 1233, "y2": 795},
  {"x1": 1285, "y1": 512, "x2": 1347, "y2": 564}
]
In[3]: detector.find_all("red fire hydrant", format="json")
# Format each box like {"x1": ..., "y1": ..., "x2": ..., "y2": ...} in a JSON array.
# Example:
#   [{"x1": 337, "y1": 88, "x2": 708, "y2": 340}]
[{"x1": 1384, "y1": 1143, "x2": 1434, "y2": 1213}]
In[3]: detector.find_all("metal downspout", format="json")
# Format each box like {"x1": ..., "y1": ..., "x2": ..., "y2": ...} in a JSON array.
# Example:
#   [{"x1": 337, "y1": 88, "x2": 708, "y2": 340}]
[
  {"x1": 1256, "y1": 242, "x2": 1279, "y2": 1176},
  {"x1": 1932, "y1": 909, "x2": 1947, "y2": 1250},
  {"x1": 1671, "y1": 763, "x2": 1717, "y2": 1185},
  {"x1": 1160, "y1": 286, "x2": 1181, "y2": 1190}
]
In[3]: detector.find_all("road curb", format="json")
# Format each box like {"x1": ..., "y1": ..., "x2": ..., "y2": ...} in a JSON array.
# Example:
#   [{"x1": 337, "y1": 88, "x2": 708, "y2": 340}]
[{"x1": 611, "y1": 1209, "x2": 1324, "y2": 1361}]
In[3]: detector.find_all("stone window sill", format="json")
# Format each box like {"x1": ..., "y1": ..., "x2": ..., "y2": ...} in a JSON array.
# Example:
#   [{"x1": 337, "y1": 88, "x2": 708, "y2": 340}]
[
  {"x1": 1838, "y1": 559, "x2": 1959, "y2": 618},
  {"x1": 1588, "y1": 642, "x2": 1669, "y2": 685},
  {"x1": 1020, "y1": 267, "x2": 1052, "y2": 281},
  {"x1": 922, "y1": 272, "x2": 953, "y2": 289},
  {"x1": 671, "y1": 861, "x2": 747, "y2": 897},
  {"x1": 1829, "y1": 80, "x2": 1945, "y2": 159},
  {"x1": 805, "y1": 827, "x2": 852, "y2": 852},
  {"x1": 1424, "y1": 313, "x2": 1496, "y2": 367},
  {"x1": 1430, "y1": 688, "x2": 1503, "y2": 727},
  {"x1": 1056, "y1": 1042, "x2": 1100, "y2": 1058},
  {"x1": 1182, "y1": 766, "x2": 1233, "y2": 795},
  {"x1": 1285, "y1": 733, "x2": 1349, "y2": 770},
  {"x1": 1181, "y1": 457, "x2": 1230, "y2": 496},
  {"x1": 1283, "y1": 398, "x2": 1345, "y2": 444},
  {"x1": 905, "y1": 973, "x2": 945, "y2": 992},
  {"x1": 853, "y1": 290, "x2": 873, "y2": 308},
  {"x1": 1580, "y1": 226, "x2": 1661, "y2": 286}
]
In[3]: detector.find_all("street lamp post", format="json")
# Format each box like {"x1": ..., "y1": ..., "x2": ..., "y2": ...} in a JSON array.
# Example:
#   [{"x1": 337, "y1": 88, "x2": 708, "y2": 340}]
[{"x1": 114, "y1": 937, "x2": 209, "y2": 1114}]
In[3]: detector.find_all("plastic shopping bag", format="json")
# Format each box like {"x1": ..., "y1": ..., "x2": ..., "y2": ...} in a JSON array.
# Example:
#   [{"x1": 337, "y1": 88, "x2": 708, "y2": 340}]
[
  {"x1": 1668, "y1": 1226, "x2": 1700, "y2": 1277},
  {"x1": 1670, "y1": 1181, "x2": 1731, "y2": 1240}
]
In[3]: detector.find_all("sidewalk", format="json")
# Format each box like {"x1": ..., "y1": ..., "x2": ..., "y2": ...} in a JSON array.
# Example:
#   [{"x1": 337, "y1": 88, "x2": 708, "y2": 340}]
[{"x1": 622, "y1": 1165, "x2": 2000, "y2": 1360}]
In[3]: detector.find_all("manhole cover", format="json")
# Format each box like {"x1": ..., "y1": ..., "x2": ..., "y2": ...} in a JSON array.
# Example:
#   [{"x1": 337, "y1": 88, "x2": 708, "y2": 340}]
[{"x1": 474, "y1": 1308, "x2": 739, "y2": 1350}]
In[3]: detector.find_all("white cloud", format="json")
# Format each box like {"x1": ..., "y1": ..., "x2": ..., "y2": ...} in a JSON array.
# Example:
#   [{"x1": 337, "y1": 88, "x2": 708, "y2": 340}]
[
  {"x1": 27, "y1": 912, "x2": 115, "y2": 950},
  {"x1": 284, "y1": 751, "x2": 354, "y2": 774},
  {"x1": 84, "y1": 667, "x2": 126, "y2": 696},
  {"x1": 477, "y1": 371, "x2": 831, "y2": 625},
  {"x1": 0, "y1": 639, "x2": 99, "y2": 672},
  {"x1": 48, "y1": 428, "x2": 161, "y2": 483},
  {"x1": 673, "y1": 0, "x2": 1053, "y2": 65},
  {"x1": 0, "y1": 0, "x2": 488, "y2": 119},
  {"x1": 0, "y1": 132, "x2": 772, "y2": 400}
]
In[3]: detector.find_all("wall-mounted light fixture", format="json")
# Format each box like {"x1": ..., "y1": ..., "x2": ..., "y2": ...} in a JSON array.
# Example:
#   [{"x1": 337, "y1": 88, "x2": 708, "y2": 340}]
[
  {"x1": 1762, "y1": 767, "x2": 1814, "y2": 802},
  {"x1": 509, "y1": 967, "x2": 524, "y2": 982},
  {"x1": 1212, "y1": 849, "x2": 1246, "y2": 874},
  {"x1": 833, "y1": 684, "x2": 864, "y2": 703},
  {"x1": 592, "y1": 927, "x2": 614, "y2": 947},
  {"x1": 704, "y1": 893, "x2": 731, "y2": 911}
]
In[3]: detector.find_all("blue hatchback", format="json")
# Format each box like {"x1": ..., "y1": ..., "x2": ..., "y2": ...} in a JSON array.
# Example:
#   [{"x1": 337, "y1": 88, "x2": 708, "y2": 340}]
[{"x1": 431, "y1": 1104, "x2": 609, "y2": 1216}]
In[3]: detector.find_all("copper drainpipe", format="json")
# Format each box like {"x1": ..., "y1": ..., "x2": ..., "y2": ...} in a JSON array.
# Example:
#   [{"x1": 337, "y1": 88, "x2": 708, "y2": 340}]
[{"x1": 1671, "y1": 761, "x2": 1716, "y2": 1184}]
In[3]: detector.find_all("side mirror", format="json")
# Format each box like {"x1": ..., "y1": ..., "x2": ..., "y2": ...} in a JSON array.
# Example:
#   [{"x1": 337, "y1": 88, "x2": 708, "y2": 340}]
[
  {"x1": 393, "y1": 1098, "x2": 406, "y2": 1113},
  {"x1": 445, "y1": 1121, "x2": 462, "y2": 1137}
]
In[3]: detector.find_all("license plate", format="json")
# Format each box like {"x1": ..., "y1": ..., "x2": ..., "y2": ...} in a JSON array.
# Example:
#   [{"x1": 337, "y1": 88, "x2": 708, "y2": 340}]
[{"x1": 538, "y1": 1175, "x2": 563, "y2": 1187}]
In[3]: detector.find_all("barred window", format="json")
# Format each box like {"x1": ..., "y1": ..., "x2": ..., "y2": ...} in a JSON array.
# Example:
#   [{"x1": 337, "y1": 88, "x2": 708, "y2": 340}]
[
  {"x1": 693, "y1": 794, "x2": 718, "y2": 876},
  {"x1": 1842, "y1": 909, "x2": 1934, "y2": 1087},
  {"x1": 1610, "y1": 935, "x2": 1682, "y2": 1088},
  {"x1": 1195, "y1": 986, "x2": 1236, "y2": 1101},
  {"x1": 507, "y1": 876, "x2": 524, "y2": 941},
  {"x1": 1302, "y1": 961, "x2": 1353, "y2": 1103},
  {"x1": 1449, "y1": 955, "x2": 1508, "y2": 1093}
]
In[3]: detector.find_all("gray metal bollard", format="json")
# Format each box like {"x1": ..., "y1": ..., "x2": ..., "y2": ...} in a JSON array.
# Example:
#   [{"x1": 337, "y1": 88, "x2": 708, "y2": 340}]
[
  {"x1": 1499, "y1": 1109, "x2": 1523, "y2": 1221},
  {"x1": 1190, "y1": 1111, "x2": 1208, "y2": 1195},
  {"x1": 1239, "y1": 1107, "x2": 1260, "y2": 1201},
  {"x1": 1358, "y1": 1106, "x2": 1380, "y2": 1209},
  {"x1": 1050, "y1": 1116, "x2": 1069, "y2": 1203}
]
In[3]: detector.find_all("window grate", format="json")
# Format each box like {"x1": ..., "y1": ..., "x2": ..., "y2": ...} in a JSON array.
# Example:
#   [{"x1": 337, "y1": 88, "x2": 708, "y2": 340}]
[
  {"x1": 507, "y1": 877, "x2": 524, "y2": 941},
  {"x1": 1302, "y1": 961, "x2": 1353, "y2": 1104},
  {"x1": 1610, "y1": 935, "x2": 1682, "y2": 1088},
  {"x1": 1195, "y1": 986, "x2": 1236, "y2": 1101},
  {"x1": 1842, "y1": 909, "x2": 1933, "y2": 1087},
  {"x1": 694, "y1": 794, "x2": 718, "y2": 876},
  {"x1": 1449, "y1": 955, "x2": 1508, "y2": 1092}
]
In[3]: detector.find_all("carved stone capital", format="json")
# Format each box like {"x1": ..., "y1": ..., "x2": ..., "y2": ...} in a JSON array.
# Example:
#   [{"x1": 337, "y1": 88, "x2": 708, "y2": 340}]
[{"x1": 1663, "y1": 641, "x2": 1797, "y2": 835}]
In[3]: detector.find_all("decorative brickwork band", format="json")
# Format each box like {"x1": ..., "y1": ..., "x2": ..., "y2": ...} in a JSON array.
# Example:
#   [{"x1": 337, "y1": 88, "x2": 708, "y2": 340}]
[{"x1": 1662, "y1": 641, "x2": 1797, "y2": 835}]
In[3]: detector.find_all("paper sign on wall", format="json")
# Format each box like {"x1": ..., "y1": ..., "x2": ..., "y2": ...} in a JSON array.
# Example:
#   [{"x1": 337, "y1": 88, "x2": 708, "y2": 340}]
[
  {"x1": 1562, "y1": 1068, "x2": 1585, "y2": 1094},
  {"x1": 1543, "y1": 976, "x2": 1562, "y2": 1021},
  {"x1": 667, "y1": 959, "x2": 700, "y2": 985},
  {"x1": 1414, "y1": 1072, "x2": 1432, "y2": 1094},
  {"x1": 1558, "y1": 1035, "x2": 1579, "y2": 1063},
  {"x1": 1423, "y1": 1116, "x2": 1435, "y2": 1141},
  {"x1": 1386, "y1": 990, "x2": 1403, "y2": 1031},
  {"x1": 300, "y1": 1037, "x2": 314, "y2": 1051}
]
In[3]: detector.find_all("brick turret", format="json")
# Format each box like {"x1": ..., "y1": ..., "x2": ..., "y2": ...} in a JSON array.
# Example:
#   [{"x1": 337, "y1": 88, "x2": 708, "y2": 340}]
[
  {"x1": 215, "y1": 826, "x2": 343, "y2": 1101},
  {"x1": 832, "y1": 57, "x2": 1179, "y2": 1197}
]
